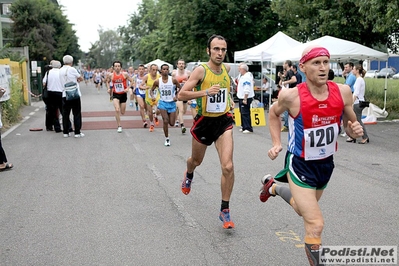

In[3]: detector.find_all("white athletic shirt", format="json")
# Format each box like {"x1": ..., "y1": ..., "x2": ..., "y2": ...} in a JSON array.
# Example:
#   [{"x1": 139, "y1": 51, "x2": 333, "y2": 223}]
[{"x1": 158, "y1": 76, "x2": 175, "y2": 102}]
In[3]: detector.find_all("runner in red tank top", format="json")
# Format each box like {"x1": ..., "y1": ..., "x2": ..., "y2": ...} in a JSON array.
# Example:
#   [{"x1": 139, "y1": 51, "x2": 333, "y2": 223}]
[
  {"x1": 172, "y1": 59, "x2": 191, "y2": 134},
  {"x1": 106, "y1": 61, "x2": 134, "y2": 133},
  {"x1": 259, "y1": 46, "x2": 364, "y2": 266}
]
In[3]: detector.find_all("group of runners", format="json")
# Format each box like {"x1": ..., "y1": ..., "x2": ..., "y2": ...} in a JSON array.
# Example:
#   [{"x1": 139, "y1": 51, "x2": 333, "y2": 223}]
[
  {"x1": 95, "y1": 59, "x2": 196, "y2": 145},
  {"x1": 80, "y1": 34, "x2": 365, "y2": 265}
]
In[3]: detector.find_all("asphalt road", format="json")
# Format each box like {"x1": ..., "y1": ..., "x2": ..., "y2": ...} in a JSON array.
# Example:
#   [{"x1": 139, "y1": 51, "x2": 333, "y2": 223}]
[{"x1": 1, "y1": 83, "x2": 398, "y2": 266}]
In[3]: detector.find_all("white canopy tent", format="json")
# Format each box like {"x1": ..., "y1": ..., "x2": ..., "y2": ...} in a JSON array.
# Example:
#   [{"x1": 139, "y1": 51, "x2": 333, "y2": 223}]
[
  {"x1": 234, "y1": 31, "x2": 301, "y2": 62},
  {"x1": 271, "y1": 35, "x2": 389, "y2": 63},
  {"x1": 145, "y1": 59, "x2": 173, "y2": 72},
  {"x1": 234, "y1": 31, "x2": 301, "y2": 107},
  {"x1": 271, "y1": 35, "x2": 390, "y2": 113}
]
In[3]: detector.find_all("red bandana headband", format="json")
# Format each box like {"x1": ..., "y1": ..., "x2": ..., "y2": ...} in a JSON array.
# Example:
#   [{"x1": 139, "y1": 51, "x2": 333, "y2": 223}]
[{"x1": 300, "y1": 47, "x2": 330, "y2": 64}]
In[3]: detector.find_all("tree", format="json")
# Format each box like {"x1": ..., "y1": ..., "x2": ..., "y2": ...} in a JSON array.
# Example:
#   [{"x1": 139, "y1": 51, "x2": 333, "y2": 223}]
[
  {"x1": 117, "y1": 0, "x2": 399, "y2": 65},
  {"x1": 119, "y1": 0, "x2": 162, "y2": 64},
  {"x1": 10, "y1": 0, "x2": 81, "y2": 62},
  {"x1": 86, "y1": 28, "x2": 122, "y2": 68},
  {"x1": 270, "y1": 0, "x2": 399, "y2": 53},
  {"x1": 191, "y1": 0, "x2": 280, "y2": 62},
  {"x1": 357, "y1": 0, "x2": 399, "y2": 53},
  {"x1": 119, "y1": 0, "x2": 280, "y2": 64}
]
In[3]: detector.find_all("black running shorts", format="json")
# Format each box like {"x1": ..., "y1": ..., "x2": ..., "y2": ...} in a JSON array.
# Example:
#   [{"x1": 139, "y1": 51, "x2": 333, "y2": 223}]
[
  {"x1": 112, "y1": 92, "x2": 127, "y2": 103},
  {"x1": 190, "y1": 113, "x2": 234, "y2": 146}
]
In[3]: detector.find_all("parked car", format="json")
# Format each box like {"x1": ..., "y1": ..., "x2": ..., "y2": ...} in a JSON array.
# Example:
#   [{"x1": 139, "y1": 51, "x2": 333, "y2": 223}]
[
  {"x1": 393, "y1": 73, "x2": 399, "y2": 79},
  {"x1": 365, "y1": 70, "x2": 378, "y2": 78},
  {"x1": 376, "y1": 68, "x2": 396, "y2": 78}
]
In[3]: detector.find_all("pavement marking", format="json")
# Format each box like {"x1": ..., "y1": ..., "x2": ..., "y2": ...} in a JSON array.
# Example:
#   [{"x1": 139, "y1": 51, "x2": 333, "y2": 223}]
[{"x1": 275, "y1": 229, "x2": 304, "y2": 248}]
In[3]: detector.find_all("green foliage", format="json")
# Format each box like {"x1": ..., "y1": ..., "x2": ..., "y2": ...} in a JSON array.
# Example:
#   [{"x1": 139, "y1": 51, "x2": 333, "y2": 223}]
[
  {"x1": 10, "y1": 0, "x2": 81, "y2": 62},
  {"x1": 1, "y1": 76, "x2": 24, "y2": 129},
  {"x1": 335, "y1": 77, "x2": 399, "y2": 119},
  {"x1": 118, "y1": 0, "x2": 281, "y2": 64},
  {"x1": 85, "y1": 28, "x2": 123, "y2": 69},
  {"x1": 0, "y1": 44, "x2": 26, "y2": 62},
  {"x1": 270, "y1": 0, "x2": 399, "y2": 52},
  {"x1": 85, "y1": 0, "x2": 398, "y2": 73}
]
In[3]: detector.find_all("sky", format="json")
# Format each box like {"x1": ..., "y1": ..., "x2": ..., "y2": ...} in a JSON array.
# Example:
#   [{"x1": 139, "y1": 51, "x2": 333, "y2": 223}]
[{"x1": 58, "y1": 0, "x2": 142, "y2": 52}]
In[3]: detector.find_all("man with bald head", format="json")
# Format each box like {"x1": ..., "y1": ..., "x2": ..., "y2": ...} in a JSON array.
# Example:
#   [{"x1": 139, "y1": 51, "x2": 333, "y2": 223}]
[{"x1": 259, "y1": 46, "x2": 364, "y2": 265}]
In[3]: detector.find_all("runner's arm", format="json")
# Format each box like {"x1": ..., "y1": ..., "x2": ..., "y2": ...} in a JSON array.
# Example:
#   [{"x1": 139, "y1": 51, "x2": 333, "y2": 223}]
[
  {"x1": 150, "y1": 80, "x2": 159, "y2": 98},
  {"x1": 139, "y1": 76, "x2": 148, "y2": 90},
  {"x1": 106, "y1": 74, "x2": 111, "y2": 91},
  {"x1": 267, "y1": 89, "x2": 292, "y2": 160},
  {"x1": 173, "y1": 78, "x2": 181, "y2": 101},
  {"x1": 177, "y1": 66, "x2": 205, "y2": 101},
  {"x1": 125, "y1": 73, "x2": 133, "y2": 93}
]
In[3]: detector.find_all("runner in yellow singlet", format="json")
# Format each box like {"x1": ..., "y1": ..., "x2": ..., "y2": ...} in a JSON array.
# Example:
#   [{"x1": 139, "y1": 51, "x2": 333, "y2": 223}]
[
  {"x1": 178, "y1": 35, "x2": 236, "y2": 229},
  {"x1": 140, "y1": 64, "x2": 161, "y2": 132}
]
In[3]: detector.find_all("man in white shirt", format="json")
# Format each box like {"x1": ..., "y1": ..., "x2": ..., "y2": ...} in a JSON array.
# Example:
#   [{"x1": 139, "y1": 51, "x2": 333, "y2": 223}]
[
  {"x1": 43, "y1": 60, "x2": 63, "y2": 132},
  {"x1": 237, "y1": 63, "x2": 254, "y2": 133},
  {"x1": 59, "y1": 55, "x2": 84, "y2": 138}
]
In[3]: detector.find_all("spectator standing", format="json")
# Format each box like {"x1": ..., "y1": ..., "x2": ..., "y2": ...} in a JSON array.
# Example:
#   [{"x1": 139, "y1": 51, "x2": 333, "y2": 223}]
[
  {"x1": 59, "y1": 55, "x2": 84, "y2": 138},
  {"x1": 347, "y1": 64, "x2": 369, "y2": 144},
  {"x1": 42, "y1": 60, "x2": 63, "y2": 133},
  {"x1": 237, "y1": 63, "x2": 254, "y2": 133},
  {"x1": 340, "y1": 62, "x2": 356, "y2": 137},
  {"x1": 292, "y1": 65, "x2": 302, "y2": 84},
  {"x1": 259, "y1": 76, "x2": 271, "y2": 108},
  {"x1": 343, "y1": 62, "x2": 356, "y2": 93},
  {"x1": 0, "y1": 87, "x2": 13, "y2": 171},
  {"x1": 280, "y1": 60, "x2": 297, "y2": 132}
]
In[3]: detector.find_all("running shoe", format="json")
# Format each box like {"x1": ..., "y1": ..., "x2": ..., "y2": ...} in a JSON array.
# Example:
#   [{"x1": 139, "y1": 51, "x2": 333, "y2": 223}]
[
  {"x1": 281, "y1": 126, "x2": 288, "y2": 132},
  {"x1": 74, "y1": 132, "x2": 85, "y2": 138},
  {"x1": 181, "y1": 127, "x2": 186, "y2": 134},
  {"x1": 259, "y1": 174, "x2": 276, "y2": 202},
  {"x1": 164, "y1": 138, "x2": 170, "y2": 146},
  {"x1": 154, "y1": 116, "x2": 159, "y2": 126},
  {"x1": 149, "y1": 125, "x2": 154, "y2": 132},
  {"x1": 129, "y1": 102, "x2": 133, "y2": 107},
  {"x1": 175, "y1": 120, "x2": 179, "y2": 127},
  {"x1": 181, "y1": 171, "x2": 192, "y2": 195},
  {"x1": 117, "y1": 126, "x2": 122, "y2": 133},
  {"x1": 143, "y1": 122, "x2": 148, "y2": 128},
  {"x1": 219, "y1": 209, "x2": 235, "y2": 229}
]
